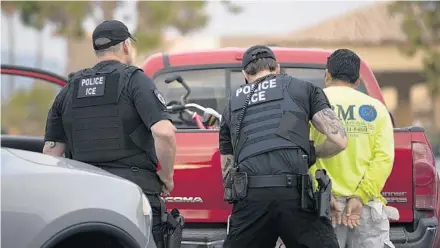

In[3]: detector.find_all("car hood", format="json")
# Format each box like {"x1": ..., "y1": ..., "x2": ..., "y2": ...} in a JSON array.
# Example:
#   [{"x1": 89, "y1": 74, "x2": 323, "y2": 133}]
[{"x1": 3, "y1": 148, "x2": 123, "y2": 179}]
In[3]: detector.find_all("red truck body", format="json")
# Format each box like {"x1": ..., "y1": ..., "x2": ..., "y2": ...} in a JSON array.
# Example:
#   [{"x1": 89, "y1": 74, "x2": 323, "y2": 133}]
[
  {"x1": 141, "y1": 47, "x2": 440, "y2": 247},
  {"x1": 1, "y1": 47, "x2": 438, "y2": 247}
]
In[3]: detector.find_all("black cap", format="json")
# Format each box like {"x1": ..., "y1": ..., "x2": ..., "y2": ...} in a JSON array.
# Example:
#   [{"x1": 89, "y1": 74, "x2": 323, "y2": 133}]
[
  {"x1": 242, "y1": 45, "x2": 276, "y2": 69},
  {"x1": 92, "y1": 20, "x2": 137, "y2": 51}
]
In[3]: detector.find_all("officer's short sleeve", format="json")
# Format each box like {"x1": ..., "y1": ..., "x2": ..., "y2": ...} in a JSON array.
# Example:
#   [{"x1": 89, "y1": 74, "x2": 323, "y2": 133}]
[
  {"x1": 219, "y1": 97, "x2": 233, "y2": 155},
  {"x1": 308, "y1": 84, "x2": 331, "y2": 120},
  {"x1": 128, "y1": 71, "x2": 171, "y2": 128},
  {"x1": 44, "y1": 86, "x2": 68, "y2": 142}
]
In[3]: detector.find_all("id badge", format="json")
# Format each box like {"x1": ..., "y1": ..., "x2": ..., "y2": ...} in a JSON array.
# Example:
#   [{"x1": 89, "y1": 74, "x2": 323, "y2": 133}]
[{"x1": 226, "y1": 215, "x2": 231, "y2": 235}]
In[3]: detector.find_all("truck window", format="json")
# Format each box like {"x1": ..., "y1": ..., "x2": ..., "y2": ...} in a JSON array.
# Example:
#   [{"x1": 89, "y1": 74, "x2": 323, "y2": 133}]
[
  {"x1": 155, "y1": 69, "x2": 228, "y2": 114},
  {"x1": 154, "y1": 67, "x2": 367, "y2": 128},
  {"x1": 230, "y1": 68, "x2": 368, "y2": 94}
]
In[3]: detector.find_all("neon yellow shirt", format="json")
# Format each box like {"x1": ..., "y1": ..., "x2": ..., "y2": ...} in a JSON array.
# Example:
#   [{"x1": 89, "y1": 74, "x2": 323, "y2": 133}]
[{"x1": 309, "y1": 86, "x2": 394, "y2": 205}]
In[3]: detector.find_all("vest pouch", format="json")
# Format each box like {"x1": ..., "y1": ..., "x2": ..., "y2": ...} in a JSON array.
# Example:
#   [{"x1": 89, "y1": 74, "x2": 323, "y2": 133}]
[
  {"x1": 232, "y1": 172, "x2": 248, "y2": 199},
  {"x1": 276, "y1": 111, "x2": 310, "y2": 155}
]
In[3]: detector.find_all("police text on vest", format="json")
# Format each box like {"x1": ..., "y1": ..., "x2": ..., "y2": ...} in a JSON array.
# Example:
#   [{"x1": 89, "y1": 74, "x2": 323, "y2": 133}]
[
  {"x1": 77, "y1": 76, "x2": 106, "y2": 98},
  {"x1": 236, "y1": 79, "x2": 276, "y2": 104},
  {"x1": 81, "y1": 77, "x2": 104, "y2": 96}
]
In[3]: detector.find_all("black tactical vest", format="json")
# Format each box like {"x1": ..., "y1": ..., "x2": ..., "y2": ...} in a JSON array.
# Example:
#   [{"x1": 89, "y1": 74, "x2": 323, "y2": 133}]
[
  {"x1": 230, "y1": 75, "x2": 311, "y2": 164},
  {"x1": 63, "y1": 63, "x2": 153, "y2": 164}
]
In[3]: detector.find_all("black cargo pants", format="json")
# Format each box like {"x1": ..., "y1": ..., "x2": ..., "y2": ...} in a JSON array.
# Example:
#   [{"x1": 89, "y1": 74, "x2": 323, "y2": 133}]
[
  {"x1": 97, "y1": 167, "x2": 166, "y2": 248},
  {"x1": 223, "y1": 188, "x2": 339, "y2": 248}
]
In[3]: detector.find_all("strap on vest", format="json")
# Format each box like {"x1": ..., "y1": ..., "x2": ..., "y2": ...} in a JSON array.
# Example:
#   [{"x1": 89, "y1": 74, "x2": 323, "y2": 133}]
[{"x1": 248, "y1": 174, "x2": 298, "y2": 188}]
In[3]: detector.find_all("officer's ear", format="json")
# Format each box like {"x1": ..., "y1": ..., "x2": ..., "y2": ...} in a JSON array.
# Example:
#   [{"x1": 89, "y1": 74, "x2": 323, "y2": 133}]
[
  {"x1": 275, "y1": 63, "x2": 281, "y2": 74},
  {"x1": 242, "y1": 70, "x2": 249, "y2": 83},
  {"x1": 324, "y1": 69, "x2": 332, "y2": 87},
  {"x1": 122, "y1": 40, "x2": 130, "y2": 55}
]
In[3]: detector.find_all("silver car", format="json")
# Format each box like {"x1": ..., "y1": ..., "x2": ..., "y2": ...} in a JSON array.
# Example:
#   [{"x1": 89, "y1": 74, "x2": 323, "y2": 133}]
[{"x1": 1, "y1": 148, "x2": 157, "y2": 248}]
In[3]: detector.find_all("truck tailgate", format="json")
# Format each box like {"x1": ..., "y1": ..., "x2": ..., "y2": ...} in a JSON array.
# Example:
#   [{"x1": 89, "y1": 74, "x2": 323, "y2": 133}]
[
  {"x1": 165, "y1": 131, "x2": 231, "y2": 223},
  {"x1": 382, "y1": 130, "x2": 414, "y2": 223}
]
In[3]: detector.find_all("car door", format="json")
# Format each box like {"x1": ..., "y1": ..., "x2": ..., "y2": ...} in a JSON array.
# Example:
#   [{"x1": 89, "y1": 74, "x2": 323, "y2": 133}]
[{"x1": 1, "y1": 64, "x2": 67, "y2": 152}]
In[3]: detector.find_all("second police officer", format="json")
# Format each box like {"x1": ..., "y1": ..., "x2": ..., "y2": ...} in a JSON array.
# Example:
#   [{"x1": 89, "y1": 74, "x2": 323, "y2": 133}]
[{"x1": 219, "y1": 45, "x2": 348, "y2": 248}]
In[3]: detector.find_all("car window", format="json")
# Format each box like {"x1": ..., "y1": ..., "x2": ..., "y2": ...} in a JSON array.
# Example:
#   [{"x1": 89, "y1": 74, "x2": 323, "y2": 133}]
[{"x1": 1, "y1": 74, "x2": 62, "y2": 136}]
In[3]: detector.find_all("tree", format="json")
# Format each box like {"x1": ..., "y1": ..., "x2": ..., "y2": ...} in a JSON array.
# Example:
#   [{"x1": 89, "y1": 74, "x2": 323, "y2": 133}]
[
  {"x1": 1, "y1": 81, "x2": 57, "y2": 136},
  {"x1": 12, "y1": 1, "x2": 243, "y2": 72},
  {"x1": 389, "y1": 1, "x2": 440, "y2": 96},
  {"x1": 389, "y1": 1, "x2": 440, "y2": 139}
]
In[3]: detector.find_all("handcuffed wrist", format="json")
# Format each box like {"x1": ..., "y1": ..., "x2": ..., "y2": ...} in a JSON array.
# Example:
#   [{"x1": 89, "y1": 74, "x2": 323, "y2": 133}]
[{"x1": 347, "y1": 195, "x2": 364, "y2": 204}]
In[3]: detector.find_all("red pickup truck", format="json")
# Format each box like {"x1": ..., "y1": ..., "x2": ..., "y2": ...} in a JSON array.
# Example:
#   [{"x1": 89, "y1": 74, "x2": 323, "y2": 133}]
[
  {"x1": 1, "y1": 47, "x2": 439, "y2": 248},
  {"x1": 141, "y1": 47, "x2": 440, "y2": 248}
]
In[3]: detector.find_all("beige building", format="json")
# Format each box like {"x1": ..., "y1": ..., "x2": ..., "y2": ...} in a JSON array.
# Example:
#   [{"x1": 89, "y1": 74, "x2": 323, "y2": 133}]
[{"x1": 220, "y1": 2, "x2": 437, "y2": 132}]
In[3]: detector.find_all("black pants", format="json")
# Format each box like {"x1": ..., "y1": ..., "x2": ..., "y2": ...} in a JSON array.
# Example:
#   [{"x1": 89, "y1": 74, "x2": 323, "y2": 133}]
[
  {"x1": 223, "y1": 189, "x2": 339, "y2": 248},
  {"x1": 146, "y1": 193, "x2": 166, "y2": 248},
  {"x1": 97, "y1": 167, "x2": 166, "y2": 248}
]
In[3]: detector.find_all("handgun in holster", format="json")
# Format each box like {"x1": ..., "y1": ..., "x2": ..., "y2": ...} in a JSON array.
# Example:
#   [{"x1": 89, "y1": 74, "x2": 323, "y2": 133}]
[
  {"x1": 160, "y1": 199, "x2": 185, "y2": 248},
  {"x1": 314, "y1": 169, "x2": 332, "y2": 219}
]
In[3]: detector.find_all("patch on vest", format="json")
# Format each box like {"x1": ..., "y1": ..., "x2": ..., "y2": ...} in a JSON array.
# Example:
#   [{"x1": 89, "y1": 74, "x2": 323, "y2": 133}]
[
  {"x1": 231, "y1": 78, "x2": 283, "y2": 111},
  {"x1": 77, "y1": 76, "x2": 106, "y2": 98},
  {"x1": 154, "y1": 89, "x2": 167, "y2": 106}
]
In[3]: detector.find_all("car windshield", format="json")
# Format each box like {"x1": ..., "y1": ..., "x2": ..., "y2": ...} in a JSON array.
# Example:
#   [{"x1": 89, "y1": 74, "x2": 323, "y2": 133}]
[{"x1": 154, "y1": 67, "x2": 367, "y2": 129}]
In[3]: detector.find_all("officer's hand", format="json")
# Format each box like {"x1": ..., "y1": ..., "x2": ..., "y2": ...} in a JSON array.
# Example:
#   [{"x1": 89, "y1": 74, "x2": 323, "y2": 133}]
[
  {"x1": 157, "y1": 170, "x2": 174, "y2": 195},
  {"x1": 342, "y1": 196, "x2": 363, "y2": 228},
  {"x1": 330, "y1": 195, "x2": 342, "y2": 226}
]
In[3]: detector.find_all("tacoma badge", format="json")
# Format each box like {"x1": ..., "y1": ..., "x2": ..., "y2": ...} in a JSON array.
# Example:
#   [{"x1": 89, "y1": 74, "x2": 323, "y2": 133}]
[{"x1": 162, "y1": 196, "x2": 204, "y2": 203}]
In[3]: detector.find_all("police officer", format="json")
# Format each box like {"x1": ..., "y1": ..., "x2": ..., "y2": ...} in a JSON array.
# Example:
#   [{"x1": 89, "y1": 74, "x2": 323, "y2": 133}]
[
  {"x1": 219, "y1": 45, "x2": 348, "y2": 248},
  {"x1": 43, "y1": 20, "x2": 177, "y2": 248}
]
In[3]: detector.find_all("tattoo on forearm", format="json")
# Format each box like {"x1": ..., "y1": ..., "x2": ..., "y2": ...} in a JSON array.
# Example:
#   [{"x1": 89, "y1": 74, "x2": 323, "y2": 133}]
[
  {"x1": 42, "y1": 141, "x2": 66, "y2": 157},
  {"x1": 312, "y1": 108, "x2": 347, "y2": 138},
  {"x1": 312, "y1": 108, "x2": 348, "y2": 158},
  {"x1": 45, "y1": 141, "x2": 56, "y2": 148},
  {"x1": 319, "y1": 108, "x2": 347, "y2": 137}
]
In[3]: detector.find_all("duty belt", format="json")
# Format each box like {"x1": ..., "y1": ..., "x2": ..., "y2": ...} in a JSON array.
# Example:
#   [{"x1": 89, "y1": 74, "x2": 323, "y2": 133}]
[{"x1": 248, "y1": 174, "x2": 302, "y2": 188}]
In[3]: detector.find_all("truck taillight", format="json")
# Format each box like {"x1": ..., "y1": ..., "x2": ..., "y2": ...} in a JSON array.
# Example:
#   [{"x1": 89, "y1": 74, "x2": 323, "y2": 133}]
[{"x1": 412, "y1": 142, "x2": 437, "y2": 210}]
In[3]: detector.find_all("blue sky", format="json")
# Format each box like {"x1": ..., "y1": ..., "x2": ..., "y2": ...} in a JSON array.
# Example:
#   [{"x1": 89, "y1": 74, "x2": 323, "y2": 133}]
[{"x1": 1, "y1": 0, "x2": 376, "y2": 73}]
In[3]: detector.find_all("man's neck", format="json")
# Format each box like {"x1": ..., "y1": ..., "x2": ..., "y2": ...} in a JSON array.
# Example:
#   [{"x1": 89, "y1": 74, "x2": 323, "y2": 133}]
[
  {"x1": 97, "y1": 55, "x2": 124, "y2": 64},
  {"x1": 247, "y1": 71, "x2": 274, "y2": 83},
  {"x1": 327, "y1": 80, "x2": 355, "y2": 88}
]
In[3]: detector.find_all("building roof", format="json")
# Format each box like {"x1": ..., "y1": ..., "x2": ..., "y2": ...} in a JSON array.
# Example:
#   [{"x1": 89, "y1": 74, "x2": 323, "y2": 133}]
[{"x1": 221, "y1": 2, "x2": 407, "y2": 47}]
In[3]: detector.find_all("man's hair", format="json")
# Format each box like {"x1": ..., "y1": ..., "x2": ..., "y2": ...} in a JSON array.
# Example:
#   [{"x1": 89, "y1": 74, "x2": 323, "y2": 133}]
[
  {"x1": 327, "y1": 49, "x2": 360, "y2": 84},
  {"x1": 94, "y1": 39, "x2": 124, "y2": 57},
  {"x1": 244, "y1": 58, "x2": 277, "y2": 75}
]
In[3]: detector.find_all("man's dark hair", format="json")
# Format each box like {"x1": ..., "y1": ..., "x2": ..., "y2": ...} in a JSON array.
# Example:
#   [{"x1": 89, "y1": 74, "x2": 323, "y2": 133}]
[
  {"x1": 244, "y1": 58, "x2": 277, "y2": 75},
  {"x1": 327, "y1": 49, "x2": 360, "y2": 84}
]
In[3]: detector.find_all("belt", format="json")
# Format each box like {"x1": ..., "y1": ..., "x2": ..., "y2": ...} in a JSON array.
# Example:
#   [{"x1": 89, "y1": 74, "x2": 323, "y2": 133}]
[{"x1": 248, "y1": 174, "x2": 300, "y2": 188}]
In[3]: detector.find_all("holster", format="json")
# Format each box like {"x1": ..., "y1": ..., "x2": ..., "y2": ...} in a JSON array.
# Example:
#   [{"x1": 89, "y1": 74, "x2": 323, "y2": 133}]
[
  {"x1": 223, "y1": 167, "x2": 248, "y2": 204},
  {"x1": 298, "y1": 174, "x2": 315, "y2": 211},
  {"x1": 160, "y1": 199, "x2": 185, "y2": 248},
  {"x1": 313, "y1": 169, "x2": 332, "y2": 219}
]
